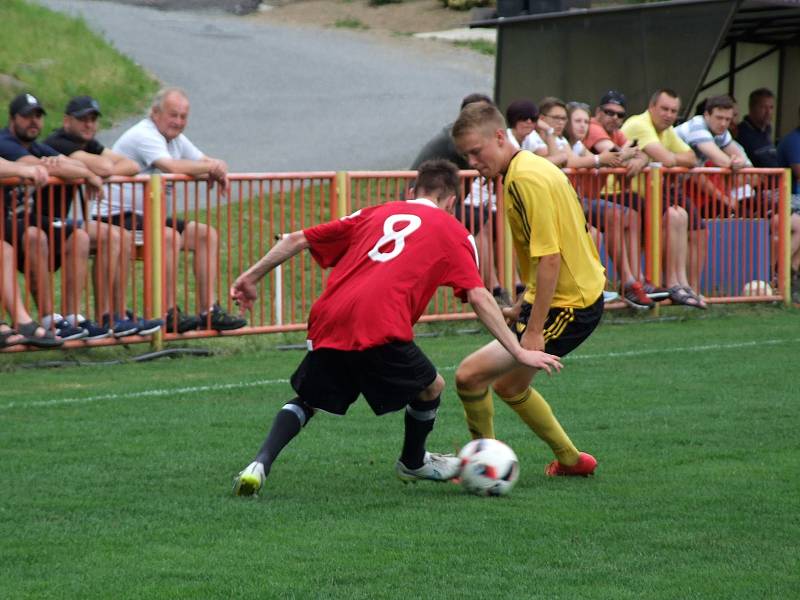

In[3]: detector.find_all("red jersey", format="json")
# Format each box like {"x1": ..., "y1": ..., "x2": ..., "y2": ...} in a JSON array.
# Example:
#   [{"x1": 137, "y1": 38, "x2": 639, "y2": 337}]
[{"x1": 303, "y1": 199, "x2": 484, "y2": 351}]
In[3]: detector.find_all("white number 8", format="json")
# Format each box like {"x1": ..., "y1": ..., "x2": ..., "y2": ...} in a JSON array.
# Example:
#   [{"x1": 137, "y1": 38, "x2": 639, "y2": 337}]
[{"x1": 368, "y1": 214, "x2": 422, "y2": 263}]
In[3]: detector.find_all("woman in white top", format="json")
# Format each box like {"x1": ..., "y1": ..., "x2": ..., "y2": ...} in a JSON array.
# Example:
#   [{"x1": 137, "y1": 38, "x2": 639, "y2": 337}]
[{"x1": 504, "y1": 99, "x2": 547, "y2": 156}]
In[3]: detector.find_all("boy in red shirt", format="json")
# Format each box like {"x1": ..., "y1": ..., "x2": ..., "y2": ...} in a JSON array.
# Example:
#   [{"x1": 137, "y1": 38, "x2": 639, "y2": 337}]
[{"x1": 230, "y1": 159, "x2": 562, "y2": 496}]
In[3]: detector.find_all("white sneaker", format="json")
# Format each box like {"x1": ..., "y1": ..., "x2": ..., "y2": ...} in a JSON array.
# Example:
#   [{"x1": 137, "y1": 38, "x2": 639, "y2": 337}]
[
  {"x1": 233, "y1": 461, "x2": 265, "y2": 496},
  {"x1": 395, "y1": 452, "x2": 461, "y2": 483}
]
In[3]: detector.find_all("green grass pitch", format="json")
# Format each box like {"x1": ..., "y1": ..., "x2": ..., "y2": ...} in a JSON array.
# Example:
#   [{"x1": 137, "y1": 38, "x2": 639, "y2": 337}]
[{"x1": 1, "y1": 306, "x2": 798, "y2": 599}]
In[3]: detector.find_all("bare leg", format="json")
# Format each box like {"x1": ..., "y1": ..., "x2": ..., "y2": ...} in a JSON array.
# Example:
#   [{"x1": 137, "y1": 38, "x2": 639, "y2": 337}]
[
  {"x1": 163, "y1": 225, "x2": 182, "y2": 313},
  {"x1": 23, "y1": 227, "x2": 52, "y2": 318},
  {"x1": 688, "y1": 228, "x2": 708, "y2": 293},
  {"x1": 85, "y1": 220, "x2": 122, "y2": 319},
  {"x1": 1, "y1": 240, "x2": 35, "y2": 325},
  {"x1": 182, "y1": 221, "x2": 218, "y2": 313},
  {"x1": 663, "y1": 206, "x2": 689, "y2": 288},
  {"x1": 60, "y1": 229, "x2": 91, "y2": 318}
]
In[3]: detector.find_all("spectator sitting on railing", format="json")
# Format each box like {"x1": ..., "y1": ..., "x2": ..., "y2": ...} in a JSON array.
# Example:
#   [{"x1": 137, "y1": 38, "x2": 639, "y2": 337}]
[
  {"x1": 0, "y1": 93, "x2": 110, "y2": 339},
  {"x1": 505, "y1": 99, "x2": 546, "y2": 156},
  {"x1": 410, "y1": 93, "x2": 515, "y2": 306},
  {"x1": 737, "y1": 88, "x2": 780, "y2": 169},
  {"x1": 103, "y1": 87, "x2": 246, "y2": 333},
  {"x1": 621, "y1": 88, "x2": 706, "y2": 309},
  {"x1": 777, "y1": 104, "x2": 800, "y2": 300},
  {"x1": 532, "y1": 97, "x2": 570, "y2": 167},
  {"x1": 676, "y1": 95, "x2": 751, "y2": 217},
  {"x1": 44, "y1": 96, "x2": 162, "y2": 338},
  {"x1": 0, "y1": 158, "x2": 62, "y2": 348},
  {"x1": 564, "y1": 100, "x2": 661, "y2": 308}
]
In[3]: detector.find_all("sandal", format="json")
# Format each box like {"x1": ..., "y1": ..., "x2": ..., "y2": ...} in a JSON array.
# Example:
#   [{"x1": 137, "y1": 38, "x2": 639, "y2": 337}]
[
  {"x1": 0, "y1": 321, "x2": 25, "y2": 349},
  {"x1": 17, "y1": 321, "x2": 64, "y2": 348},
  {"x1": 668, "y1": 285, "x2": 707, "y2": 309}
]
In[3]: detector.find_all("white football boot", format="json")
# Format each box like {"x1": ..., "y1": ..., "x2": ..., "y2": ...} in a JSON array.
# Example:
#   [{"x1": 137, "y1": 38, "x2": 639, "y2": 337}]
[
  {"x1": 395, "y1": 452, "x2": 461, "y2": 483},
  {"x1": 233, "y1": 461, "x2": 265, "y2": 496}
]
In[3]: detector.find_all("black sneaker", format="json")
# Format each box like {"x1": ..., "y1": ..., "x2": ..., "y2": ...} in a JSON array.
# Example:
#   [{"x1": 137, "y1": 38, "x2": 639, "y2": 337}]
[
  {"x1": 125, "y1": 311, "x2": 163, "y2": 336},
  {"x1": 78, "y1": 318, "x2": 112, "y2": 341},
  {"x1": 199, "y1": 303, "x2": 247, "y2": 331},
  {"x1": 165, "y1": 306, "x2": 201, "y2": 334}
]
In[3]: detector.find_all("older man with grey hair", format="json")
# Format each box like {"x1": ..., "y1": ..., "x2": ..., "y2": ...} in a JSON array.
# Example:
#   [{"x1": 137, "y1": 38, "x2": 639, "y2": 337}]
[{"x1": 100, "y1": 87, "x2": 245, "y2": 333}]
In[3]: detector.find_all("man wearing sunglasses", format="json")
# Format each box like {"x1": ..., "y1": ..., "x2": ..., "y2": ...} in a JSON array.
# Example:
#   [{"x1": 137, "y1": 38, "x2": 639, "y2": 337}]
[{"x1": 585, "y1": 90, "x2": 648, "y2": 177}]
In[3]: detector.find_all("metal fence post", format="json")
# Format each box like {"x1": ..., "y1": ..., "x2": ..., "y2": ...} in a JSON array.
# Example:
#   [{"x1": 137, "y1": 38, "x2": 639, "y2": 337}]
[
  {"x1": 148, "y1": 174, "x2": 164, "y2": 350},
  {"x1": 648, "y1": 167, "x2": 663, "y2": 315},
  {"x1": 782, "y1": 168, "x2": 792, "y2": 306},
  {"x1": 336, "y1": 171, "x2": 348, "y2": 219}
]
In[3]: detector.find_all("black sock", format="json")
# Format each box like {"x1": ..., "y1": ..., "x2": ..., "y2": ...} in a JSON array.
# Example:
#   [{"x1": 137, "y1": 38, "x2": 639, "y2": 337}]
[
  {"x1": 255, "y1": 397, "x2": 314, "y2": 475},
  {"x1": 400, "y1": 396, "x2": 441, "y2": 469}
]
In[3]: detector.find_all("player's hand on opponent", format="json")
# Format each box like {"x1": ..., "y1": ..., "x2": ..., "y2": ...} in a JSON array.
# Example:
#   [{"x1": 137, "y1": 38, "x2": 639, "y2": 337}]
[
  {"x1": 516, "y1": 349, "x2": 562, "y2": 374},
  {"x1": 230, "y1": 275, "x2": 259, "y2": 314}
]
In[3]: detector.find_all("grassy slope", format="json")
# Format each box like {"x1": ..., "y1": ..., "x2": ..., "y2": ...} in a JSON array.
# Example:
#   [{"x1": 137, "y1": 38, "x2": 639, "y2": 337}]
[
  {"x1": 0, "y1": 0, "x2": 157, "y2": 134},
  {"x1": 1, "y1": 307, "x2": 798, "y2": 598}
]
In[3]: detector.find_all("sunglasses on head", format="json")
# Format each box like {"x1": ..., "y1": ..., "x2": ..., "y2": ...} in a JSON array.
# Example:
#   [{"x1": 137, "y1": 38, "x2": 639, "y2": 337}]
[{"x1": 602, "y1": 108, "x2": 626, "y2": 119}]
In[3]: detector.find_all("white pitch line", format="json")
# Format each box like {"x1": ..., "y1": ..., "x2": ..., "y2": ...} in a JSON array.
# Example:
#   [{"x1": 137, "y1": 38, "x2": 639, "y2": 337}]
[
  {"x1": 0, "y1": 378, "x2": 288, "y2": 410},
  {"x1": 2, "y1": 337, "x2": 797, "y2": 411}
]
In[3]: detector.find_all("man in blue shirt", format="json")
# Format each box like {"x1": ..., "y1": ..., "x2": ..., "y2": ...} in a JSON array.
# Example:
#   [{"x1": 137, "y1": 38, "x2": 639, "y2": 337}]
[
  {"x1": 736, "y1": 88, "x2": 780, "y2": 168},
  {"x1": 0, "y1": 93, "x2": 106, "y2": 340},
  {"x1": 777, "y1": 105, "x2": 800, "y2": 300}
]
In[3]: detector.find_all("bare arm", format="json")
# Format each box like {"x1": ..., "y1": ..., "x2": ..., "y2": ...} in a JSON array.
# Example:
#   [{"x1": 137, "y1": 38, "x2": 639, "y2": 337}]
[
  {"x1": 230, "y1": 231, "x2": 309, "y2": 311},
  {"x1": 101, "y1": 148, "x2": 141, "y2": 176},
  {"x1": 153, "y1": 155, "x2": 228, "y2": 193},
  {"x1": 522, "y1": 253, "x2": 560, "y2": 351},
  {"x1": 695, "y1": 141, "x2": 734, "y2": 168},
  {"x1": 467, "y1": 287, "x2": 562, "y2": 374},
  {"x1": 71, "y1": 150, "x2": 115, "y2": 178},
  {"x1": 0, "y1": 158, "x2": 48, "y2": 186},
  {"x1": 19, "y1": 154, "x2": 104, "y2": 196}
]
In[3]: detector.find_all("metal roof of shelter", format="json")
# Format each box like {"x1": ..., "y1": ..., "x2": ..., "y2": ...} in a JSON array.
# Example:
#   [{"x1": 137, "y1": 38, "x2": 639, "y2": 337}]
[{"x1": 473, "y1": 0, "x2": 800, "y2": 135}]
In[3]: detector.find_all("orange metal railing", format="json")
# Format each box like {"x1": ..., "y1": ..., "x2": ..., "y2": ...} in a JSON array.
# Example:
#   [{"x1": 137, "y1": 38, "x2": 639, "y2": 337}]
[{"x1": 1, "y1": 166, "x2": 792, "y2": 352}]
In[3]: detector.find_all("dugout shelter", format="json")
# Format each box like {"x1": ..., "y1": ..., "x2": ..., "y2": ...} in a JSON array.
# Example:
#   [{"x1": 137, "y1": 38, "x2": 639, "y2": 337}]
[{"x1": 473, "y1": 0, "x2": 800, "y2": 137}]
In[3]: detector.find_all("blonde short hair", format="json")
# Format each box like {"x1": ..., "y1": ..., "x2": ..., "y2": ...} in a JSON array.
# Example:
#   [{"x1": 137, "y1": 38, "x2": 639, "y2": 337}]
[{"x1": 452, "y1": 102, "x2": 506, "y2": 141}]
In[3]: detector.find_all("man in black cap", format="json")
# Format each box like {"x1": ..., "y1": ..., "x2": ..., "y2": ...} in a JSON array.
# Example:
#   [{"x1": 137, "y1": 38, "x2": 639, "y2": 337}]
[
  {"x1": 44, "y1": 96, "x2": 162, "y2": 337},
  {"x1": 0, "y1": 92, "x2": 108, "y2": 340}
]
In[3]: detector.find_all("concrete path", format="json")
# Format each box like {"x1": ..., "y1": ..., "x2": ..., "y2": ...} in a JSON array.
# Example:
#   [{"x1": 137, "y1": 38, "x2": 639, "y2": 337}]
[{"x1": 39, "y1": 0, "x2": 493, "y2": 172}]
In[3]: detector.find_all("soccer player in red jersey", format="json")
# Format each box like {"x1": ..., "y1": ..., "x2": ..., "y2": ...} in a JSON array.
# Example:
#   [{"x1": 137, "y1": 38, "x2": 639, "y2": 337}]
[{"x1": 229, "y1": 159, "x2": 563, "y2": 496}]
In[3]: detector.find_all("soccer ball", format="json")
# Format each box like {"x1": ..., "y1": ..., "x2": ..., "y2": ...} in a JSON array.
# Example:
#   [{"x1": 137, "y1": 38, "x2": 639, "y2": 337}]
[
  {"x1": 742, "y1": 280, "x2": 773, "y2": 296},
  {"x1": 458, "y1": 438, "x2": 519, "y2": 497}
]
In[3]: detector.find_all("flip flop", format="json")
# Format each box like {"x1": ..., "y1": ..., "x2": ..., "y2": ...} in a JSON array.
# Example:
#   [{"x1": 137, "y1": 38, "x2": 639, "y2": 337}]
[{"x1": 17, "y1": 321, "x2": 64, "y2": 348}]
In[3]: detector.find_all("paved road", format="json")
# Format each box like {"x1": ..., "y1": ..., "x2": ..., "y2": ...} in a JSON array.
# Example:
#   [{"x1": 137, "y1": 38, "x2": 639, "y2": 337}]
[{"x1": 40, "y1": 0, "x2": 492, "y2": 172}]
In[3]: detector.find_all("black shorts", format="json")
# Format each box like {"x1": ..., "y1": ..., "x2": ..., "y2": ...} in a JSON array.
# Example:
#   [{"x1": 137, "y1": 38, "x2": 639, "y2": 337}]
[
  {"x1": 455, "y1": 202, "x2": 492, "y2": 236},
  {"x1": 289, "y1": 341, "x2": 438, "y2": 416},
  {"x1": 512, "y1": 294, "x2": 604, "y2": 357},
  {"x1": 3, "y1": 215, "x2": 82, "y2": 272},
  {"x1": 97, "y1": 211, "x2": 186, "y2": 234}
]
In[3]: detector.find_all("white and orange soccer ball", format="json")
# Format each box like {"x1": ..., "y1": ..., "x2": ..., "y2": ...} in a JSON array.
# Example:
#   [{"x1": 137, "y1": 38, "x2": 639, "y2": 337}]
[
  {"x1": 741, "y1": 280, "x2": 773, "y2": 297},
  {"x1": 458, "y1": 438, "x2": 519, "y2": 497}
]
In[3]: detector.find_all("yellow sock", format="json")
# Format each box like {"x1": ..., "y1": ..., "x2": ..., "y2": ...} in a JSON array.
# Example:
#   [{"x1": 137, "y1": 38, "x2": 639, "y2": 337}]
[
  {"x1": 457, "y1": 387, "x2": 495, "y2": 440},
  {"x1": 500, "y1": 387, "x2": 579, "y2": 466}
]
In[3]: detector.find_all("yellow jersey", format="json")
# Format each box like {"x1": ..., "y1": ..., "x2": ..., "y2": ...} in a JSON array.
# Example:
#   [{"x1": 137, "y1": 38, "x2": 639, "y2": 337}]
[{"x1": 504, "y1": 151, "x2": 605, "y2": 309}]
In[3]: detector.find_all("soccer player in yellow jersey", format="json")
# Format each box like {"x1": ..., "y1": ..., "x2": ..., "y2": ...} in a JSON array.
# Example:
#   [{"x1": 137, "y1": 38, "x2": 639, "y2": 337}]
[{"x1": 452, "y1": 102, "x2": 605, "y2": 476}]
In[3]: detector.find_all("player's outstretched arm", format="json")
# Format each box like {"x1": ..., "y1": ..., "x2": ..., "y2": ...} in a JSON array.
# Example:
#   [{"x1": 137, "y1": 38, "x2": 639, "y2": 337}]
[
  {"x1": 230, "y1": 230, "x2": 309, "y2": 311},
  {"x1": 467, "y1": 287, "x2": 562, "y2": 374}
]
